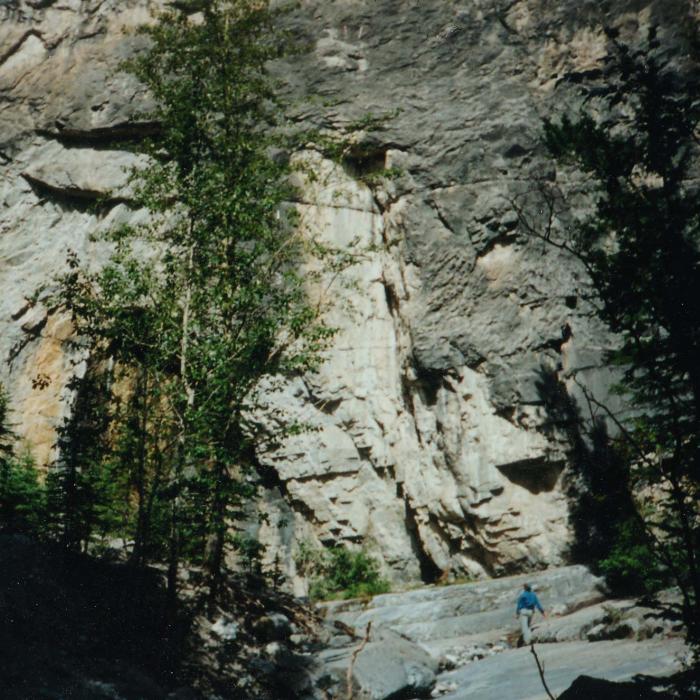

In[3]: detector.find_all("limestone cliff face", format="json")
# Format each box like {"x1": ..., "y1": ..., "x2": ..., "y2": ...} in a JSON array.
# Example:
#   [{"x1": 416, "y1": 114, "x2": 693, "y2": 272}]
[{"x1": 0, "y1": 0, "x2": 690, "y2": 586}]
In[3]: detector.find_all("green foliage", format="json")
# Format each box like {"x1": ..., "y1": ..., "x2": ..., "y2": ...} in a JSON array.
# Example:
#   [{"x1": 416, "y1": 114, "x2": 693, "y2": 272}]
[
  {"x1": 0, "y1": 451, "x2": 46, "y2": 537},
  {"x1": 232, "y1": 532, "x2": 265, "y2": 575},
  {"x1": 296, "y1": 542, "x2": 390, "y2": 600},
  {"x1": 46, "y1": 0, "x2": 338, "y2": 599},
  {"x1": 302, "y1": 109, "x2": 399, "y2": 175},
  {"x1": 523, "y1": 21, "x2": 700, "y2": 651},
  {"x1": 0, "y1": 386, "x2": 46, "y2": 537},
  {"x1": 0, "y1": 388, "x2": 48, "y2": 540},
  {"x1": 44, "y1": 370, "x2": 116, "y2": 552},
  {"x1": 598, "y1": 519, "x2": 667, "y2": 596},
  {"x1": 0, "y1": 387, "x2": 12, "y2": 454}
]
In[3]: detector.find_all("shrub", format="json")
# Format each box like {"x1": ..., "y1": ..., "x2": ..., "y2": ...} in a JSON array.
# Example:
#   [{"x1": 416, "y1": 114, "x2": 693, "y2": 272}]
[
  {"x1": 296, "y1": 542, "x2": 390, "y2": 601},
  {"x1": 0, "y1": 387, "x2": 46, "y2": 537},
  {"x1": 0, "y1": 451, "x2": 46, "y2": 536},
  {"x1": 598, "y1": 519, "x2": 668, "y2": 596}
]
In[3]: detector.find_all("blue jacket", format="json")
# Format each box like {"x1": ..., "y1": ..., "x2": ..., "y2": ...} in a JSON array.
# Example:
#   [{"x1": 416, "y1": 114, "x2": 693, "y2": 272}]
[{"x1": 516, "y1": 590, "x2": 544, "y2": 614}]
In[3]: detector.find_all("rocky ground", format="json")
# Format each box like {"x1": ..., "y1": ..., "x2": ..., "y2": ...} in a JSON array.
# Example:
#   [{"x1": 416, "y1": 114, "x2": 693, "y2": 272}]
[
  {"x1": 0, "y1": 534, "x2": 321, "y2": 700},
  {"x1": 314, "y1": 565, "x2": 692, "y2": 699},
  {"x1": 0, "y1": 536, "x2": 693, "y2": 699}
]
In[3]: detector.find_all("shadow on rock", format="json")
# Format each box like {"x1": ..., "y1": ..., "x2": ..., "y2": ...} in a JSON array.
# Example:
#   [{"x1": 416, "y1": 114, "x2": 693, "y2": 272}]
[
  {"x1": 559, "y1": 675, "x2": 675, "y2": 700},
  {"x1": 534, "y1": 366, "x2": 643, "y2": 593}
]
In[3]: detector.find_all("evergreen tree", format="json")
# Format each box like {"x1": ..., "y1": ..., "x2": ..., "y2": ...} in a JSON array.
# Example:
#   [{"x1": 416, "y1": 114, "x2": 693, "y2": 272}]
[
  {"x1": 0, "y1": 386, "x2": 45, "y2": 536},
  {"x1": 45, "y1": 370, "x2": 114, "y2": 552},
  {"x1": 520, "y1": 24, "x2": 700, "y2": 651}
]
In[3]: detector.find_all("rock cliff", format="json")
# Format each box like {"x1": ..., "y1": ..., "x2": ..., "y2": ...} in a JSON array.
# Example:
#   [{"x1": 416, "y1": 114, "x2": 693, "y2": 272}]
[{"x1": 0, "y1": 0, "x2": 692, "y2": 586}]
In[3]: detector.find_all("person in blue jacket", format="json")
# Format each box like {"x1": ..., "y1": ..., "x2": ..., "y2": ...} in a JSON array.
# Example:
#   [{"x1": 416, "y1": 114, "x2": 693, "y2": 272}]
[{"x1": 516, "y1": 583, "x2": 546, "y2": 645}]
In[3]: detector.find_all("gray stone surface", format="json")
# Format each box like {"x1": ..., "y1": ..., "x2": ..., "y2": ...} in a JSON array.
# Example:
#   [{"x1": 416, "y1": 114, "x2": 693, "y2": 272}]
[
  {"x1": 438, "y1": 638, "x2": 686, "y2": 700},
  {"x1": 319, "y1": 627, "x2": 439, "y2": 700},
  {"x1": 0, "y1": 0, "x2": 695, "y2": 585},
  {"x1": 320, "y1": 565, "x2": 605, "y2": 646},
  {"x1": 315, "y1": 566, "x2": 688, "y2": 700}
]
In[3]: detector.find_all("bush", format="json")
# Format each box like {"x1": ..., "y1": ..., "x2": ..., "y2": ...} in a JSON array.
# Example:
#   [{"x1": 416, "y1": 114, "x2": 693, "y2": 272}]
[
  {"x1": 0, "y1": 451, "x2": 46, "y2": 536},
  {"x1": 296, "y1": 543, "x2": 390, "y2": 601},
  {"x1": 598, "y1": 519, "x2": 668, "y2": 596},
  {"x1": 0, "y1": 386, "x2": 46, "y2": 537}
]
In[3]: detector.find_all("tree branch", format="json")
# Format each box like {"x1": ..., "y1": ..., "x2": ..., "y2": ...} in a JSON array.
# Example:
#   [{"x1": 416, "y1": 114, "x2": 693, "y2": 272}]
[
  {"x1": 346, "y1": 621, "x2": 372, "y2": 700},
  {"x1": 530, "y1": 643, "x2": 557, "y2": 700}
]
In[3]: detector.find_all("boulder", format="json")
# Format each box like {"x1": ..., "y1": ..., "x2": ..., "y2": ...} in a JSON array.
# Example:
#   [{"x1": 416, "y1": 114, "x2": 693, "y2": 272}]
[
  {"x1": 253, "y1": 613, "x2": 292, "y2": 642},
  {"x1": 438, "y1": 639, "x2": 685, "y2": 700},
  {"x1": 319, "y1": 627, "x2": 438, "y2": 700}
]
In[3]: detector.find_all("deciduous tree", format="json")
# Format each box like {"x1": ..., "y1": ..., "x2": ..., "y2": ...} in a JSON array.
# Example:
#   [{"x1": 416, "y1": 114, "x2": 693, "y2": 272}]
[{"x1": 55, "y1": 0, "x2": 334, "y2": 601}]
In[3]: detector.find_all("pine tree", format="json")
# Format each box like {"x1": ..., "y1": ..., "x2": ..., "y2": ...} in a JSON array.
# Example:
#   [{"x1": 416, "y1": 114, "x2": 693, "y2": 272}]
[{"x1": 0, "y1": 386, "x2": 45, "y2": 536}]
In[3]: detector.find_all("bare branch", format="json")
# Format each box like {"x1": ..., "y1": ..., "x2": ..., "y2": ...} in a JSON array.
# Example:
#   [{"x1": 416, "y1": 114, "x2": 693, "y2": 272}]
[
  {"x1": 571, "y1": 376, "x2": 655, "y2": 471},
  {"x1": 346, "y1": 621, "x2": 372, "y2": 700},
  {"x1": 530, "y1": 643, "x2": 557, "y2": 700}
]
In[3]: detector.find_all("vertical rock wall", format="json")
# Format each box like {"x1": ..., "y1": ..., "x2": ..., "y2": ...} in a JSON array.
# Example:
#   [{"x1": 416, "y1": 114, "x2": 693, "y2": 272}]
[{"x1": 0, "y1": 0, "x2": 693, "y2": 586}]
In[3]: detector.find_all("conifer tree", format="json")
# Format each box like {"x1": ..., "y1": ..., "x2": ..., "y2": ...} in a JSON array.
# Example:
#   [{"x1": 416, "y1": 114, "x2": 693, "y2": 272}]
[
  {"x1": 519, "y1": 23, "x2": 700, "y2": 652},
  {"x1": 0, "y1": 386, "x2": 45, "y2": 537}
]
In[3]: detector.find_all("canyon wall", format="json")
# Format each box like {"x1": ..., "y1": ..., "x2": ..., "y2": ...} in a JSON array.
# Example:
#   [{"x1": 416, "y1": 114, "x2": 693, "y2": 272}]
[{"x1": 0, "y1": 0, "x2": 691, "y2": 587}]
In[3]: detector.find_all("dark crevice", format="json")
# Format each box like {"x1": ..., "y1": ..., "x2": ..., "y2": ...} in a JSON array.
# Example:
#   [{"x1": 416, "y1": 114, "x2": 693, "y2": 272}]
[
  {"x1": 36, "y1": 121, "x2": 161, "y2": 148},
  {"x1": 430, "y1": 201, "x2": 456, "y2": 236},
  {"x1": 503, "y1": 143, "x2": 529, "y2": 159},
  {"x1": 341, "y1": 144, "x2": 386, "y2": 179},
  {"x1": 7, "y1": 314, "x2": 46, "y2": 365},
  {"x1": 382, "y1": 280, "x2": 400, "y2": 318},
  {"x1": 412, "y1": 364, "x2": 446, "y2": 407},
  {"x1": 494, "y1": 405, "x2": 516, "y2": 423},
  {"x1": 402, "y1": 496, "x2": 442, "y2": 584},
  {"x1": 474, "y1": 230, "x2": 519, "y2": 259},
  {"x1": 493, "y1": 0, "x2": 522, "y2": 37},
  {"x1": 75, "y1": 27, "x2": 107, "y2": 42},
  {"x1": 533, "y1": 322, "x2": 573, "y2": 354},
  {"x1": 275, "y1": 469, "x2": 358, "y2": 486},
  {"x1": 400, "y1": 372, "x2": 423, "y2": 446},
  {"x1": 11, "y1": 303, "x2": 31, "y2": 321},
  {"x1": 555, "y1": 67, "x2": 604, "y2": 88},
  {"x1": 376, "y1": 461, "x2": 396, "y2": 481},
  {"x1": 22, "y1": 174, "x2": 130, "y2": 214},
  {"x1": 356, "y1": 445, "x2": 372, "y2": 460},
  {"x1": 313, "y1": 397, "x2": 342, "y2": 415},
  {"x1": 322, "y1": 531, "x2": 363, "y2": 546},
  {"x1": 496, "y1": 458, "x2": 565, "y2": 494},
  {"x1": 255, "y1": 462, "x2": 284, "y2": 491},
  {"x1": 256, "y1": 464, "x2": 321, "y2": 526},
  {"x1": 0, "y1": 29, "x2": 44, "y2": 69}
]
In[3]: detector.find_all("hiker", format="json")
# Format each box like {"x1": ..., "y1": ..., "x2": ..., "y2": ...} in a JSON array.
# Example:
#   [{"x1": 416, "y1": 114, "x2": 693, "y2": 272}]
[{"x1": 516, "y1": 583, "x2": 546, "y2": 645}]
